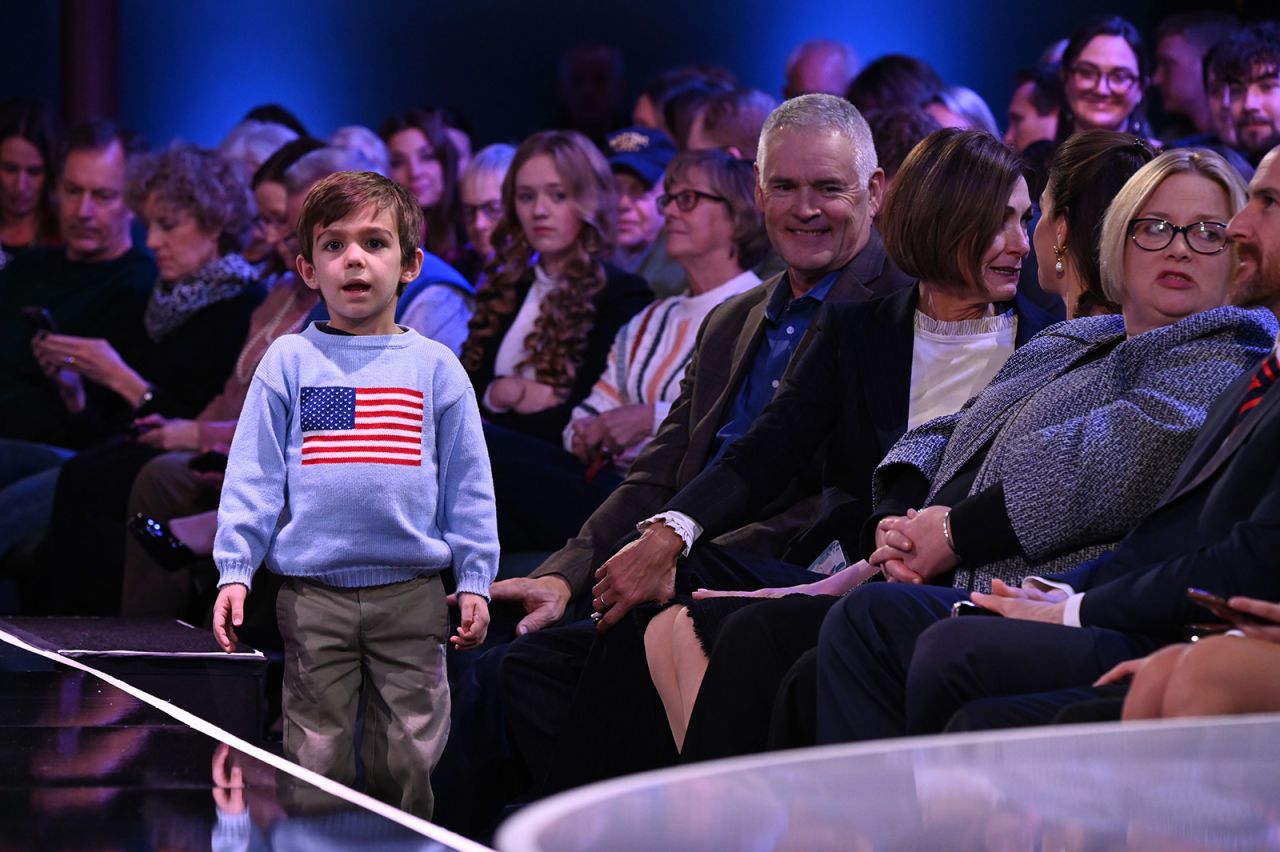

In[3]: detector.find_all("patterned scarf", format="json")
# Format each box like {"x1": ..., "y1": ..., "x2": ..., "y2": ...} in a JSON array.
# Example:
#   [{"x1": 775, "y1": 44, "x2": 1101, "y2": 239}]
[{"x1": 144, "y1": 253, "x2": 256, "y2": 342}]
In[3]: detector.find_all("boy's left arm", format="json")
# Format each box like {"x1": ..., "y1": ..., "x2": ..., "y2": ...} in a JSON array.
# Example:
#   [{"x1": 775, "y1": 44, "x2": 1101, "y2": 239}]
[{"x1": 434, "y1": 375, "x2": 499, "y2": 602}]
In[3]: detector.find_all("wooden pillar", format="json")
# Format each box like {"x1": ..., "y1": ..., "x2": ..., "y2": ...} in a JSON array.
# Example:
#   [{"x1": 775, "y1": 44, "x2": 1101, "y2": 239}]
[{"x1": 60, "y1": 0, "x2": 120, "y2": 124}]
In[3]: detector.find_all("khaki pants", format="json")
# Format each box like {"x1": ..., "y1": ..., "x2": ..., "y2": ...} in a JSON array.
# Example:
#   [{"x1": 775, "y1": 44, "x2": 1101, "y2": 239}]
[{"x1": 276, "y1": 574, "x2": 450, "y2": 819}]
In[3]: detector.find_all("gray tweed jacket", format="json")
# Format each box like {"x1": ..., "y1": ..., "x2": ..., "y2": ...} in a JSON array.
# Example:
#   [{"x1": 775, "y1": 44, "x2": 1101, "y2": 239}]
[{"x1": 873, "y1": 305, "x2": 1279, "y2": 592}]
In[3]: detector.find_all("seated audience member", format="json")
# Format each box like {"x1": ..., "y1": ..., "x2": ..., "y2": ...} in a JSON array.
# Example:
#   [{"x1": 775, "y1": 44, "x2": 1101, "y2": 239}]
[
  {"x1": 1098, "y1": 596, "x2": 1280, "y2": 720},
  {"x1": 1191, "y1": 43, "x2": 1255, "y2": 181},
  {"x1": 685, "y1": 88, "x2": 778, "y2": 162},
  {"x1": 846, "y1": 54, "x2": 945, "y2": 114},
  {"x1": 865, "y1": 108, "x2": 942, "y2": 190},
  {"x1": 1216, "y1": 22, "x2": 1280, "y2": 168},
  {"x1": 20, "y1": 145, "x2": 264, "y2": 613},
  {"x1": 782, "y1": 39, "x2": 859, "y2": 100},
  {"x1": 813, "y1": 146, "x2": 1280, "y2": 746},
  {"x1": 217, "y1": 119, "x2": 297, "y2": 182},
  {"x1": 607, "y1": 127, "x2": 682, "y2": 297},
  {"x1": 381, "y1": 108, "x2": 471, "y2": 270},
  {"x1": 1204, "y1": 43, "x2": 1241, "y2": 151},
  {"x1": 0, "y1": 98, "x2": 59, "y2": 266},
  {"x1": 119, "y1": 146, "x2": 399, "y2": 618},
  {"x1": 430, "y1": 105, "x2": 476, "y2": 174},
  {"x1": 460, "y1": 130, "x2": 650, "y2": 444},
  {"x1": 633, "y1": 68, "x2": 709, "y2": 132},
  {"x1": 490, "y1": 149, "x2": 768, "y2": 552},
  {"x1": 1152, "y1": 11, "x2": 1240, "y2": 142},
  {"x1": 458, "y1": 143, "x2": 516, "y2": 274},
  {"x1": 556, "y1": 44, "x2": 629, "y2": 149},
  {"x1": 1, "y1": 126, "x2": 160, "y2": 432},
  {"x1": 1036, "y1": 131, "x2": 1155, "y2": 317},
  {"x1": 925, "y1": 85, "x2": 1000, "y2": 136},
  {"x1": 643, "y1": 128, "x2": 1057, "y2": 754},
  {"x1": 0, "y1": 121, "x2": 155, "y2": 569},
  {"x1": 493, "y1": 95, "x2": 914, "y2": 796},
  {"x1": 1055, "y1": 15, "x2": 1154, "y2": 143},
  {"x1": 242, "y1": 103, "x2": 310, "y2": 137},
  {"x1": 329, "y1": 124, "x2": 390, "y2": 175},
  {"x1": 663, "y1": 78, "x2": 737, "y2": 151},
  {"x1": 1004, "y1": 66, "x2": 1062, "y2": 153},
  {"x1": 243, "y1": 137, "x2": 327, "y2": 274}
]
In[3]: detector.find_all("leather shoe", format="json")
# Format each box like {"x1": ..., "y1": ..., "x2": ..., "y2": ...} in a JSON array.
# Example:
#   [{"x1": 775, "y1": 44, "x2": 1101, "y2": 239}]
[{"x1": 128, "y1": 513, "x2": 198, "y2": 571}]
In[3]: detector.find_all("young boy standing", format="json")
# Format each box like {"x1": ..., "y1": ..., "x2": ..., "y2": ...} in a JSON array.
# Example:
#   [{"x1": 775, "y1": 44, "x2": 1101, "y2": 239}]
[{"x1": 212, "y1": 171, "x2": 497, "y2": 819}]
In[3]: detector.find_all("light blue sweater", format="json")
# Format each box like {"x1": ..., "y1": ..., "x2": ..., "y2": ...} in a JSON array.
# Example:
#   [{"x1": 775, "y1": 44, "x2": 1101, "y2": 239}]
[{"x1": 213, "y1": 323, "x2": 498, "y2": 598}]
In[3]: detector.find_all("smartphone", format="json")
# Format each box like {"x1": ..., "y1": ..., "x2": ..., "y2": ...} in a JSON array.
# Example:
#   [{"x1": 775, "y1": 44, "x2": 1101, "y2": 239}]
[
  {"x1": 188, "y1": 451, "x2": 229, "y2": 474},
  {"x1": 1186, "y1": 587, "x2": 1276, "y2": 627},
  {"x1": 21, "y1": 306, "x2": 58, "y2": 334},
  {"x1": 950, "y1": 600, "x2": 1000, "y2": 618}
]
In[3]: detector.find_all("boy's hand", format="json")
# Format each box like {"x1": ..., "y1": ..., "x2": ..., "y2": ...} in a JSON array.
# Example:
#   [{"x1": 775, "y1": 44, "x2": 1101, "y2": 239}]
[
  {"x1": 212, "y1": 583, "x2": 248, "y2": 653},
  {"x1": 451, "y1": 592, "x2": 490, "y2": 650}
]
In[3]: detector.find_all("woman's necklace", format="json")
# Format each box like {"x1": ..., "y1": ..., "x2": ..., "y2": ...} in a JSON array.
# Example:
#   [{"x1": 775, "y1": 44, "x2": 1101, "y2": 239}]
[{"x1": 234, "y1": 288, "x2": 302, "y2": 385}]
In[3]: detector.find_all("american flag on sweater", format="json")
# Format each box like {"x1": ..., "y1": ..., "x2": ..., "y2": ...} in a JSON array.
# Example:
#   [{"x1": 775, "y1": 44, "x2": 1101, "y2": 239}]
[{"x1": 300, "y1": 386, "x2": 424, "y2": 466}]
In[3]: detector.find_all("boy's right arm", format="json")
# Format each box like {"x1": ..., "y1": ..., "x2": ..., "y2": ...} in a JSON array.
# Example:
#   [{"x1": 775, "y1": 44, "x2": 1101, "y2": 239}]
[{"x1": 213, "y1": 371, "x2": 292, "y2": 592}]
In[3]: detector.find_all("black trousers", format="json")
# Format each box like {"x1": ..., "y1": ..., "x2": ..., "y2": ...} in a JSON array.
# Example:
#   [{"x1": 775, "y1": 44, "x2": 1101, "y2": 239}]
[
  {"x1": 38, "y1": 437, "x2": 161, "y2": 615},
  {"x1": 681, "y1": 594, "x2": 836, "y2": 763},
  {"x1": 816, "y1": 583, "x2": 1161, "y2": 744},
  {"x1": 485, "y1": 422, "x2": 623, "y2": 553},
  {"x1": 499, "y1": 542, "x2": 815, "y2": 795}
]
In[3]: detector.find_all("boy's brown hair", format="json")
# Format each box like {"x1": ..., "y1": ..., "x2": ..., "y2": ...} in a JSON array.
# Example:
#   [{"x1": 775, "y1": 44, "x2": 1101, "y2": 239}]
[{"x1": 296, "y1": 171, "x2": 423, "y2": 292}]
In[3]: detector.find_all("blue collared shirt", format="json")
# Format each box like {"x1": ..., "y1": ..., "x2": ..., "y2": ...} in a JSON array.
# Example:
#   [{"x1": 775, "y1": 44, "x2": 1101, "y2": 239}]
[{"x1": 706, "y1": 270, "x2": 839, "y2": 467}]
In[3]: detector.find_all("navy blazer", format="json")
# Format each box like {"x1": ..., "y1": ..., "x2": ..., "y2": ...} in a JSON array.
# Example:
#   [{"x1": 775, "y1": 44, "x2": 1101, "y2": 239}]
[
  {"x1": 666, "y1": 284, "x2": 1056, "y2": 563},
  {"x1": 1047, "y1": 344, "x2": 1280, "y2": 641}
]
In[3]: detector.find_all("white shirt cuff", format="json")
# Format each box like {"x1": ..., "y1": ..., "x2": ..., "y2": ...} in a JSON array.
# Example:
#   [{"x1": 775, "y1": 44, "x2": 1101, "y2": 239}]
[
  {"x1": 1062, "y1": 592, "x2": 1085, "y2": 627},
  {"x1": 639, "y1": 511, "x2": 702, "y2": 556},
  {"x1": 1024, "y1": 576, "x2": 1075, "y2": 597}
]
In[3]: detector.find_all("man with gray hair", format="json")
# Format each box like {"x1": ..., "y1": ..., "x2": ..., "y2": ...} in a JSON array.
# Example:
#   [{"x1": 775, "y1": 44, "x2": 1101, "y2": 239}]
[
  {"x1": 494, "y1": 94, "x2": 911, "y2": 794},
  {"x1": 283, "y1": 148, "x2": 474, "y2": 354},
  {"x1": 783, "y1": 39, "x2": 859, "y2": 100}
]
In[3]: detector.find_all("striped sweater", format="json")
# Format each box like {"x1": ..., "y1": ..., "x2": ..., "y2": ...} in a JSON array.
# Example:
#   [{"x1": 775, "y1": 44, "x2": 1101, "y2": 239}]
[{"x1": 563, "y1": 269, "x2": 761, "y2": 470}]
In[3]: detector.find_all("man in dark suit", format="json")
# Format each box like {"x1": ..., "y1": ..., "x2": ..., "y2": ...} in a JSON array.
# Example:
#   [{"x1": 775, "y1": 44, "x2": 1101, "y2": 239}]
[
  {"x1": 489, "y1": 94, "x2": 912, "y2": 632},
  {"x1": 815, "y1": 146, "x2": 1280, "y2": 743},
  {"x1": 495, "y1": 94, "x2": 914, "y2": 792}
]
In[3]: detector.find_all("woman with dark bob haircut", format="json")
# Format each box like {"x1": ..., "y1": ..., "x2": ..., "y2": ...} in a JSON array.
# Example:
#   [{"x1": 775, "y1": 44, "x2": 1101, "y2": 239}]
[
  {"x1": 638, "y1": 129, "x2": 1060, "y2": 757},
  {"x1": 1035, "y1": 130, "x2": 1154, "y2": 318},
  {"x1": 24, "y1": 144, "x2": 265, "y2": 614},
  {"x1": 0, "y1": 97, "x2": 60, "y2": 266},
  {"x1": 488, "y1": 148, "x2": 769, "y2": 551}
]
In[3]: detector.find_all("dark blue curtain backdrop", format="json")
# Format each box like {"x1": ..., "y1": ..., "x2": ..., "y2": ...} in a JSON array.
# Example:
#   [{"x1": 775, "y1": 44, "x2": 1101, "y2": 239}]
[{"x1": 5, "y1": 0, "x2": 1151, "y2": 147}]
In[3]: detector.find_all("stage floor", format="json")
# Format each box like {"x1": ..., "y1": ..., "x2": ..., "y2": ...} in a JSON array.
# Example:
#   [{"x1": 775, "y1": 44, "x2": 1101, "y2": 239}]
[
  {"x1": 0, "y1": 626, "x2": 486, "y2": 851},
  {"x1": 498, "y1": 712, "x2": 1280, "y2": 851}
]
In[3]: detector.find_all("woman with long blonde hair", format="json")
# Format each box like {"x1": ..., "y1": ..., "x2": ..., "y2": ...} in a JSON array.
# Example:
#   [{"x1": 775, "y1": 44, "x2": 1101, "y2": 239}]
[{"x1": 461, "y1": 130, "x2": 650, "y2": 442}]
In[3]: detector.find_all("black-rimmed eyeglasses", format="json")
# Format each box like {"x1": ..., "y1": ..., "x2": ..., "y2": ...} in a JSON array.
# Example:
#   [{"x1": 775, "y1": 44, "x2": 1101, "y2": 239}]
[
  {"x1": 1069, "y1": 62, "x2": 1140, "y2": 94},
  {"x1": 657, "y1": 190, "x2": 728, "y2": 212},
  {"x1": 1128, "y1": 218, "x2": 1230, "y2": 255}
]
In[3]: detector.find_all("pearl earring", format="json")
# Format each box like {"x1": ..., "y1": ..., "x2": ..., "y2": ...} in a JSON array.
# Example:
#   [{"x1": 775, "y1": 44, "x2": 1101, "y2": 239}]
[{"x1": 1053, "y1": 243, "x2": 1066, "y2": 276}]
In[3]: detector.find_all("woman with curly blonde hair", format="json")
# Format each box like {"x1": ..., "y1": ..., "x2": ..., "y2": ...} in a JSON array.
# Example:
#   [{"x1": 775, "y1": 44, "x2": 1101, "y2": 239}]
[{"x1": 461, "y1": 130, "x2": 650, "y2": 443}]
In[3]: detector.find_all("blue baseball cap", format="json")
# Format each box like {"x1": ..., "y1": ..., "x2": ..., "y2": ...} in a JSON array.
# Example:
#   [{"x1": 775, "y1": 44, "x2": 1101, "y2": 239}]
[{"x1": 606, "y1": 127, "x2": 676, "y2": 188}]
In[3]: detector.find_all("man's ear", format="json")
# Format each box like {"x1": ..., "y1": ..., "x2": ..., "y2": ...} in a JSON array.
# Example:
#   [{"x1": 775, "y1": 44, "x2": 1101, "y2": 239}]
[
  {"x1": 865, "y1": 168, "x2": 886, "y2": 218},
  {"x1": 754, "y1": 161, "x2": 765, "y2": 211},
  {"x1": 296, "y1": 253, "x2": 319, "y2": 291},
  {"x1": 401, "y1": 247, "x2": 425, "y2": 283}
]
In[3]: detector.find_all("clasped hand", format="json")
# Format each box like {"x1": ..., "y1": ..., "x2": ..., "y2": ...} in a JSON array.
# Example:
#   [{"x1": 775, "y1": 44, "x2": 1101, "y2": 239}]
[
  {"x1": 869, "y1": 506, "x2": 959, "y2": 583},
  {"x1": 568, "y1": 403, "x2": 654, "y2": 463}
]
